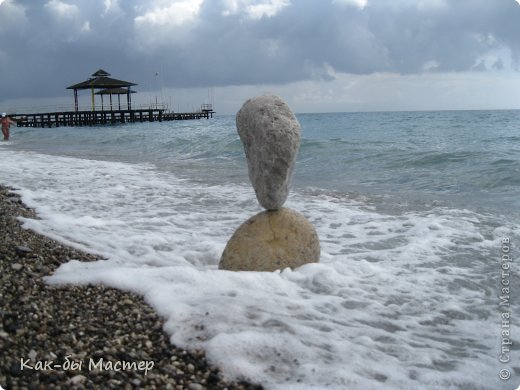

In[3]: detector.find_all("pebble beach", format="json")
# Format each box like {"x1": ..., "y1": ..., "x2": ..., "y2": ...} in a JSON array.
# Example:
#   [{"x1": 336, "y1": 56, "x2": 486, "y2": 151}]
[{"x1": 0, "y1": 185, "x2": 262, "y2": 390}]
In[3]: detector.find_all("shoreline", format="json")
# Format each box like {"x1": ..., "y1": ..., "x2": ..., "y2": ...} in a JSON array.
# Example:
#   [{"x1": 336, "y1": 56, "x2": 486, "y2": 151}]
[{"x1": 0, "y1": 185, "x2": 262, "y2": 389}]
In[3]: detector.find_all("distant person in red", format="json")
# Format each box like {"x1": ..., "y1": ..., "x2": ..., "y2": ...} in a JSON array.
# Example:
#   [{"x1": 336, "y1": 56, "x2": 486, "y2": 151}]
[{"x1": 1, "y1": 113, "x2": 16, "y2": 141}]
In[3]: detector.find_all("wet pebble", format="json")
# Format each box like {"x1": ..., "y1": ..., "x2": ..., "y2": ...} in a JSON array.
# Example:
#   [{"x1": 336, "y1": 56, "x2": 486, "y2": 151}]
[
  {"x1": 11, "y1": 263, "x2": 23, "y2": 271},
  {"x1": 15, "y1": 245, "x2": 31, "y2": 256}
]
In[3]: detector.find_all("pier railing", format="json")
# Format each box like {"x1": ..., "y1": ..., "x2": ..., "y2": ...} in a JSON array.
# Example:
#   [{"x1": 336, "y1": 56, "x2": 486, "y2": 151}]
[{"x1": 12, "y1": 106, "x2": 215, "y2": 128}]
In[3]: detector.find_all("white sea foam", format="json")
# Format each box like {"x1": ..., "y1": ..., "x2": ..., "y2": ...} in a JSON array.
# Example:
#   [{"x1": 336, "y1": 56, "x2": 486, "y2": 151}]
[{"x1": 1, "y1": 149, "x2": 518, "y2": 389}]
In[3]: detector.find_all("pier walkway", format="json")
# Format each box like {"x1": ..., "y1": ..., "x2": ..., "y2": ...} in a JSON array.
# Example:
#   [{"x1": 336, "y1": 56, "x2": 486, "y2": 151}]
[{"x1": 12, "y1": 106, "x2": 214, "y2": 128}]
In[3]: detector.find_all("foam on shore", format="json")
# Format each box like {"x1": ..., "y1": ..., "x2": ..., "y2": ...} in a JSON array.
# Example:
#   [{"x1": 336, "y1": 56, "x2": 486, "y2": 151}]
[{"x1": 1, "y1": 149, "x2": 518, "y2": 389}]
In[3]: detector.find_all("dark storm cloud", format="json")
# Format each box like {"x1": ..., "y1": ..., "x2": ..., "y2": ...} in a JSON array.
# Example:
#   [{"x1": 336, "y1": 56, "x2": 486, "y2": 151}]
[{"x1": 1, "y1": 0, "x2": 519, "y2": 101}]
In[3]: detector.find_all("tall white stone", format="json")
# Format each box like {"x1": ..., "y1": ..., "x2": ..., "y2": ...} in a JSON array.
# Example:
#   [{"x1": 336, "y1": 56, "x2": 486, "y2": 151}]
[{"x1": 236, "y1": 95, "x2": 301, "y2": 210}]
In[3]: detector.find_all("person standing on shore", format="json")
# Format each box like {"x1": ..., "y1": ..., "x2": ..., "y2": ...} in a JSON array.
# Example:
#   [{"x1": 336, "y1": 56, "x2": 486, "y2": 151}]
[{"x1": 1, "y1": 113, "x2": 16, "y2": 141}]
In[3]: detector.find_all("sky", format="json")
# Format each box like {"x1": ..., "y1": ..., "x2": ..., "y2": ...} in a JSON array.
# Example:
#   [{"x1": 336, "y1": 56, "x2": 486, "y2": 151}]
[{"x1": 1, "y1": 0, "x2": 520, "y2": 114}]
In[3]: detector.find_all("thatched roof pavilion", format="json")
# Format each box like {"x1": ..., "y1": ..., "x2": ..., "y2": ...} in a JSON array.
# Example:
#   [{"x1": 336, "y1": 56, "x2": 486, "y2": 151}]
[{"x1": 67, "y1": 69, "x2": 137, "y2": 111}]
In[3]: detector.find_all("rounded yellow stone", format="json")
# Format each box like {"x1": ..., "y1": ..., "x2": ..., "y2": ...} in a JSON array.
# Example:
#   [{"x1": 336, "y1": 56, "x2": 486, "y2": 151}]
[{"x1": 219, "y1": 208, "x2": 320, "y2": 272}]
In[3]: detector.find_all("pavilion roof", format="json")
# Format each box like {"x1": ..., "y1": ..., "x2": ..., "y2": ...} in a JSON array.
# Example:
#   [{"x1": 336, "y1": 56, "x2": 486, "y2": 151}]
[
  {"x1": 92, "y1": 69, "x2": 111, "y2": 77},
  {"x1": 67, "y1": 69, "x2": 137, "y2": 90}
]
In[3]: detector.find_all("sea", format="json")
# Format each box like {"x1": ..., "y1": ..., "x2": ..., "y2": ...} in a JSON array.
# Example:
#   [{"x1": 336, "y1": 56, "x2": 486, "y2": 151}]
[{"x1": 1, "y1": 110, "x2": 519, "y2": 389}]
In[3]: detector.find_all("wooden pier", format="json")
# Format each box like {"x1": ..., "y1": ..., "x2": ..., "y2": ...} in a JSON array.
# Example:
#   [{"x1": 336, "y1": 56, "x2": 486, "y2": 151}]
[
  {"x1": 10, "y1": 69, "x2": 216, "y2": 128},
  {"x1": 12, "y1": 106, "x2": 214, "y2": 128}
]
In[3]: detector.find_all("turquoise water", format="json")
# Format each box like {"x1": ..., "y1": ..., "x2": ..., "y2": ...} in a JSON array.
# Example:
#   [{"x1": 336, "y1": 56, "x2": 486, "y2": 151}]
[{"x1": 8, "y1": 110, "x2": 520, "y2": 218}]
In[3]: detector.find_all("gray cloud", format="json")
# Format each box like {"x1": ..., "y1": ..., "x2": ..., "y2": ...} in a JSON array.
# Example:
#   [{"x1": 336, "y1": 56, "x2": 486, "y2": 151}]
[{"x1": 1, "y1": 0, "x2": 519, "y2": 102}]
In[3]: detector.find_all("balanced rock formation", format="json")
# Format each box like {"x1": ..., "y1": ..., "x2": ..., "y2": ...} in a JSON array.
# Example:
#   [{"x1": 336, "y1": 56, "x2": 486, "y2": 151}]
[
  {"x1": 236, "y1": 95, "x2": 301, "y2": 210},
  {"x1": 219, "y1": 208, "x2": 320, "y2": 272},
  {"x1": 219, "y1": 95, "x2": 320, "y2": 272}
]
